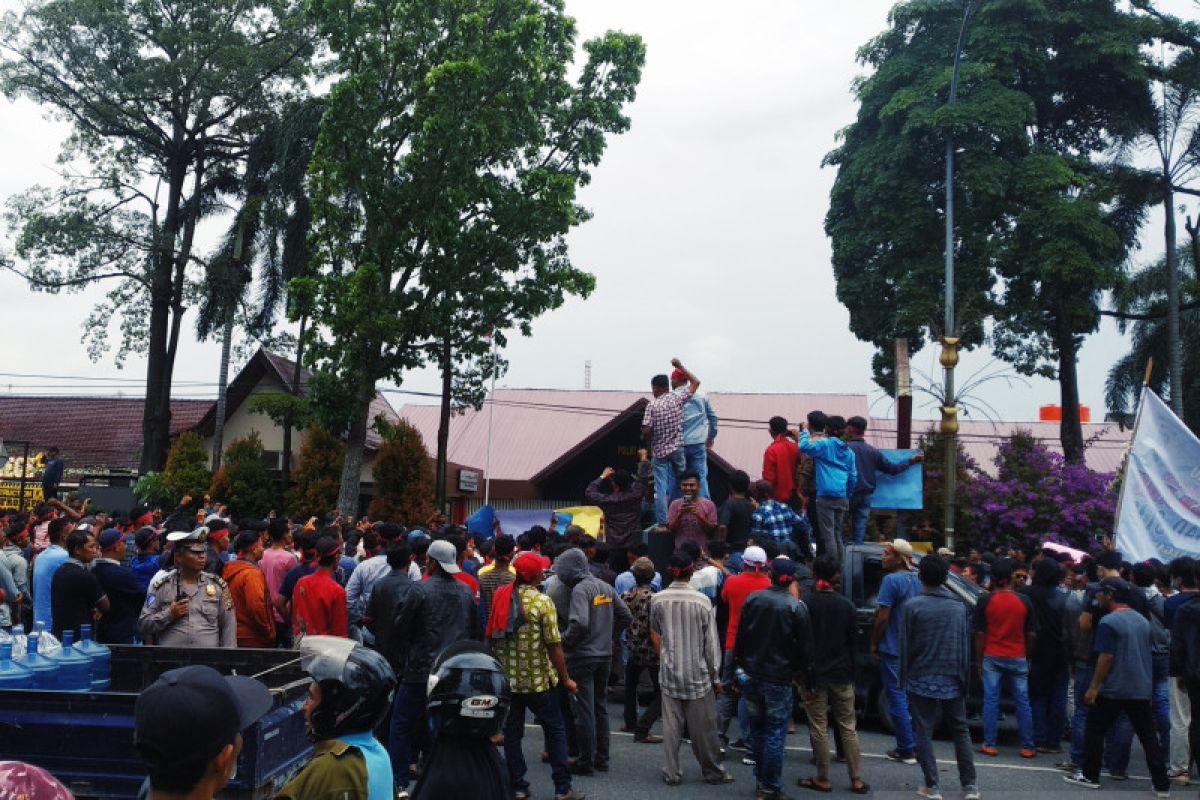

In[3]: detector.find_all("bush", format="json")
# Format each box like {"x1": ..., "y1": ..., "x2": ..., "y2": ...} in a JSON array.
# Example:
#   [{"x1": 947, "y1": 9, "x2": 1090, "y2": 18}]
[
  {"x1": 368, "y1": 419, "x2": 435, "y2": 525},
  {"x1": 209, "y1": 432, "x2": 277, "y2": 518},
  {"x1": 135, "y1": 432, "x2": 211, "y2": 509},
  {"x1": 286, "y1": 425, "x2": 345, "y2": 518},
  {"x1": 964, "y1": 430, "x2": 1117, "y2": 554}
]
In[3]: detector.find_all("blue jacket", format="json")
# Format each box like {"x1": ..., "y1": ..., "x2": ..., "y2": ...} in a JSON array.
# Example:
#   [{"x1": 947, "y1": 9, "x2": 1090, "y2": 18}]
[
  {"x1": 676, "y1": 389, "x2": 719, "y2": 446},
  {"x1": 798, "y1": 432, "x2": 857, "y2": 499}
]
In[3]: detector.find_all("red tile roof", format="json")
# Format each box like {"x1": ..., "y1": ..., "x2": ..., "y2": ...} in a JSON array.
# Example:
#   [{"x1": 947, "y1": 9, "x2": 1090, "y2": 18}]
[{"x1": 0, "y1": 396, "x2": 212, "y2": 472}]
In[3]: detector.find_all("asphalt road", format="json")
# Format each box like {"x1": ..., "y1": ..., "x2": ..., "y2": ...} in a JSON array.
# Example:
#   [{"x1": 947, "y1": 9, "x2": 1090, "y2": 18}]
[{"x1": 506, "y1": 699, "x2": 1165, "y2": 800}]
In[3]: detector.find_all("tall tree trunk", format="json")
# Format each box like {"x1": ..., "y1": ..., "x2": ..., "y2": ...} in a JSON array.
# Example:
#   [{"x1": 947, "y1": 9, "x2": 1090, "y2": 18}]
[
  {"x1": 1056, "y1": 322, "x2": 1085, "y2": 464},
  {"x1": 435, "y1": 336, "x2": 452, "y2": 514},
  {"x1": 336, "y1": 375, "x2": 373, "y2": 515},
  {"x1": 211, "y1": 310, "x2": 235, "y2": 468},
  {"x1": 1166, "y1": 188, "x2": 1184, "y2": 416},
  {"x1": 281, "y1": 315, "x2": 307, "y2": 496}
]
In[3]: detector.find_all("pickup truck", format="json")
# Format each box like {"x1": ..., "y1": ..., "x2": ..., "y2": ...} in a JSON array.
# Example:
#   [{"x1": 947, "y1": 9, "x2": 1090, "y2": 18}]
[
  {"x1": 0, "y1": 645, "x2": 313, "y2": 799},
  {"x1": 841, "y1": 543, "x2": 984, "y2": 731}
]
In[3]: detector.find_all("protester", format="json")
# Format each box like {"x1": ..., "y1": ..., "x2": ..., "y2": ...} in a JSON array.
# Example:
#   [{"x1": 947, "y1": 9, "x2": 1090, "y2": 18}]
[
  {"x1": 671, "y1": 367, "x2": 719, "y2": 500},
  {"x1": 223, "y1": 531, "x2": 276, "y2": 648},
  {"x1": 345, "y1": 525, "x2": 399, "y2": 639},
  {"x1": 1019, "y1": 556, "x2": 1069, "y2": 754},
  {"x1": 1171, "y1": 559, "x2": 1200, "y2": 790},
  {"x1": 900, "y1": 555, "x2": 979, "y2": 800},
  {"x1": 718, "y1": 545, "x2": 771, "y2": 749},
  {"x1": 291, "y1": 535, "x2": 349, "y2": 639},
  {"x1": 870, "y1": 538, "x2": 919, "y2": 764},
  {"x1": 91, "y1": 527, "x2": 144, "y2": 644},
  {"x1": 717, "y1": 470, "x2": 755, "y2": 553},
  {"x1": 650, "y1": 551, "x2": 731, "y2": 787},
  {"x1": 974, "y1": 557, "x2": 1037, "y2": 758},
  {"x1": 129, "y1": 527, "x2": 162, "y2": 591},
  {"x1": 133, "y1": 664, "x2": 273, "y2": 800},
  {"x1": 641, "y1": 358, "x2": 701, "y2": 525},
  {"x1": 261, "y1": 517, "x2": 299, "y2": 647},
  {"x1": 477, "y1": 534, "x2": 517, "y2": 628},
  {"x1": 844, "y1": 416, "x2": 922, "y2": 545},
  {"x1": 0, "y1": 525, "x2": 28, "y2": 631},
  {"x1": 49, "y1": 528, "x2": 109, "y2": 642},
  {"x1": 40, "y1": 447, "x2": 64, "y2": 501},
  {"x1": 1064, "y1": 577, "x2": 1171, "y2": 796},
  {"x1": 1167, "y1": 556, "x2": 1200, "y2": 784},
  {"x1": 749, "y1": 479, "x2": 805, "y2": 558},
  {"x1": 665, "y1": 471, "x2": 718, "y2": 553},
  {"x1": 490, "y1": 552, "x2": 584, "y2": 800},
  {"x1": 798, "y1": 554, "x2": 867, "y2": 794},
  {"x1": 584, "y1": 452, "x2": 650, "y2": 572},
  {"x1": 621, "y1": 556, "x2": 663, "y2": 744},
  {"x1": 363, "y1": 541, "x2": 419, "y2": 678},
  {"x1": 614, "y1": 543, "x2": 662, "y2": 594},
  {"x1": 735, "y1": 557, "x2": 812, "y2": 799},
  {"x1": 798, "y1": 416, "x2": 857, "y2": 563},
  {"x1": 762, "y1": 416, "x2": 800, "y2": 506},
  {"x1": 139, "y1": 528, "x2": 236, "y2": 647},
  {"x1": 0, "y1": 530, "x2": 22, "y2": 633},
  {"x1": 31, "y1": 517, "x2": 71, "y2": 631}
]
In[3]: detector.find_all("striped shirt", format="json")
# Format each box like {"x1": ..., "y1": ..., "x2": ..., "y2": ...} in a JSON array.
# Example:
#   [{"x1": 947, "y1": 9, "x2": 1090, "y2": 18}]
[{"x1": 650, "y1": 581, "x2": 721, "y2": 700}]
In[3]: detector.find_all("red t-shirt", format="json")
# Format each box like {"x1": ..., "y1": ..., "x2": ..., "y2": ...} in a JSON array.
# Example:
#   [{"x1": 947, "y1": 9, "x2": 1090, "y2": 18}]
[
  {"x1": 292, "y1": 569, "x2": 348, "y2": 638},
  {"x1": 762, "y1": 436, "x2": 800, "y2": 502},
  {"x1": 973, "y1": 588, "x2": 1035, "y2": 658},
  {"x1": 721, "y1": 571, "x2": 771, "y2": 651}
]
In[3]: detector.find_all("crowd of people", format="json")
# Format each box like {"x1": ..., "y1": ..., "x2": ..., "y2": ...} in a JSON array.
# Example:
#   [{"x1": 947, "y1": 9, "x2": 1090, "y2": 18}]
[{"x1": 0, "y1": 359, "x2": 1197, "y2": 800}]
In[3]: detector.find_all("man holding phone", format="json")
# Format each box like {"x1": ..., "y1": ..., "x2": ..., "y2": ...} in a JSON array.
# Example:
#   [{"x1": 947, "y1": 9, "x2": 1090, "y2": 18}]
[{"x1": 666, "y1": 472, "x2": 718, "y2": 553}]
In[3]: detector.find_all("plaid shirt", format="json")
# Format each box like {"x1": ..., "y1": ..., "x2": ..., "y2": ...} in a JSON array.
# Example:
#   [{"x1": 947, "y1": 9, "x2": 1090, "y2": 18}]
[
  {"x1": 642, "y1": 389, "x2": 691, "y2": 459},
  {"x1": 750, "y1": 499, "x2": 803, "y2": 547}
]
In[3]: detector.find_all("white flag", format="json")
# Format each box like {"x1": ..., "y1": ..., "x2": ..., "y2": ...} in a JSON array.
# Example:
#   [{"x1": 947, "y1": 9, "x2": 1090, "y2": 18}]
[{"x1": 1116, "y1": 389, "x2": 1200, "y2": 562}]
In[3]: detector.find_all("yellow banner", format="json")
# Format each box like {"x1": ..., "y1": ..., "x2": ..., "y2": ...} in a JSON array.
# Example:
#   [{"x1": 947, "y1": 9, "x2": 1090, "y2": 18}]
[{"x1": 0, "y1": 481, "x2": 44, "y2": 511}]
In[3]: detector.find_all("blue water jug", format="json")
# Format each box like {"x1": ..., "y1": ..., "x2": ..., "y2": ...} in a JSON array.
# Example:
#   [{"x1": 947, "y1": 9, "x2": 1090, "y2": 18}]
[
  {"x1": 18, "y1": 632, "x2": 58, "y2": 689},
  {"x1": 49, "y1": 630, "x2": 92, "y2": 692},
  {"x1": 0, "y1": 642, "x2": 34, "y2": 690},
  {"x1": 75, "y1": 624, "x2": 111, "y2": 691}
]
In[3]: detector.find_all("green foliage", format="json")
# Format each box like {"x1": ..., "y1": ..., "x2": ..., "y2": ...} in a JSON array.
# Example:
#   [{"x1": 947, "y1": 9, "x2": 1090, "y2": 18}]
[
  {"x1": 248, "y1": 393, "x2": 314, "y2": 431},
  {"x1": 208, "y1": 433, "x2": 277, "y2": 518},
  {"x1": 286, "y1": 426, "x2": 345, "y2": 518},
  {"x1": 133, "y1": 432, "x2": 213, "y2": 509},
  {"x1": 369, "y1": 419, "x2": 435, "y2": 525},
  {"x1": 296, "y1": 0, "x2": 644, "y2": 508}
]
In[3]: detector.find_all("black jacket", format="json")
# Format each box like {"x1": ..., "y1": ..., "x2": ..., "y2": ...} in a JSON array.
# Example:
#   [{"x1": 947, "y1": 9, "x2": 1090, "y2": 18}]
[
  {"x1": 363, "y1": 568, "x2": 423, "y2": 675},
  {"x1": 802, "y1": 588, "x2": 856, "y2": 685},
  {"x1": 733, "y1": 585, "x2": 814, "y2": 687},
  {"x1": 1171, "y1": 597, "x2": 1200, "y2": 681},
  {"x1": 402, "y1": 574, "x2": 479, "y2": 682}
]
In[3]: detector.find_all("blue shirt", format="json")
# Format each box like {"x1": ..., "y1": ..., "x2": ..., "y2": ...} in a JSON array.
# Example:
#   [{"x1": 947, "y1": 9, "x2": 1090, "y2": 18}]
[
  {"x1": 1094, "y1": 608, "x2": 1153, "y2": 700},
  {"x1": 798, "y1": 432, "x2": 857, "y2": 498},
  {"x1": 847, "y1": 438, "x2": 912, "y2": 494},
  {"x1": 877, "y1": 569, "x2": 921, "y2": 657},
  {"x1": 676, "y1": 390, "x2": 719, "y2": 447},
  {"x1": 615, "y1": 569, "x2": 661, "y2": 594},
  {"x1": 32, "y1": 544, "x2": 69, "y2": 630}
]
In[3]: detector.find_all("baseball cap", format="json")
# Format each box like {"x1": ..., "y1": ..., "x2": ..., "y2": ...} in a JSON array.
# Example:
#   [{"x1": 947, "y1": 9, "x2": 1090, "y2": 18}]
[
  {"x1": 770, "y1": 559, "x2": 797, "y2": 578},
  {"x1": 888, "y1": 538, "x2": 914, "y2": 559},
  {"x1": 937, "y1": 547, "x2": 954, "y2": 558},
  {"x1": 134, "y1": 665, "x2": 273, "y2": 770},
  {"x1": 0, "y1": 761, "x2": 73, "y2": 799},
  {"x1": 427, "y1": 539, "x2": 461, "y2": 574},
  {"x1": 98, "y1": 528, "x2": 124, "y2": 549},
  {"x1": 134, "y1": 526, "x2": 158, "y2": 549},
  {"x1": 1097, "y1": 577, "x2": 1133, "y2": 603},
  {"x1": 670, "y1": 368, "x2": 686, "y2": 383},
  {"x1": 514, "y1": 552, "x2": 551, "y2": 583},
  {"x1": 406, "y1": 529, "x2": 430, "y2": 545},
  {"x1": 742, "y1": 546, "x2": 768, "y2": 567}
]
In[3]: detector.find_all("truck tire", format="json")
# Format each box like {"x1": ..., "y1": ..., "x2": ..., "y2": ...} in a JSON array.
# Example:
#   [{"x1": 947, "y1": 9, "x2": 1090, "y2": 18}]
[{"x1": 875, "y1": 686, "x2": 895, "y2": 734}]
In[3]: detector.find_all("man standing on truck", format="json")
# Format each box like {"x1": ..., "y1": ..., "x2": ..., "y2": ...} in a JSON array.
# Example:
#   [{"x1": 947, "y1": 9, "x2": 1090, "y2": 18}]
[
  {"x1": 870, "y1": 538, "x2": 920, "y2": 765},
  {"x1": 845, "y1": 416, "x2": 923, "y2": 545},
  {"x1": 642, "y1": 358, "x2": 701, "y2": 525},
  {"x1": 139, "y1": 528, "x2": 236, "y2": 647},
  {"x1": 798, "y1": 416, "x2": 857, "y2": 564}
]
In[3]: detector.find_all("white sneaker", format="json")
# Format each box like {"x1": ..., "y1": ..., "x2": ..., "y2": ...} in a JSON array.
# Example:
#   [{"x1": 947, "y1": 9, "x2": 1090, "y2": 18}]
[
  {"x1": 1063, "y1": 773, "x2": 1100, "y2": 790},
  {"x1": 916, "y1": 788, "x2": 943, "y2": 800},
  {"x1": 964, "y1": 785, "x2": 981, "y2": 800}
]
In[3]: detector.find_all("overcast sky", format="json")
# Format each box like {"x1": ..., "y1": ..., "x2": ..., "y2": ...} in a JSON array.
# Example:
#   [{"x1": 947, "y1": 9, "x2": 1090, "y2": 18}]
[{"x1": 0, "y1": 0, "x2": 1180, "y2": 423}]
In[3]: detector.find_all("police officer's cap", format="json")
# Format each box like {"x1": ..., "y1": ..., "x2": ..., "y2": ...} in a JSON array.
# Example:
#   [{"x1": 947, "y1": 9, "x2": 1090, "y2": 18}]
[{"x1": 166, "y1": 526, "x2": 209, "y2": 550}]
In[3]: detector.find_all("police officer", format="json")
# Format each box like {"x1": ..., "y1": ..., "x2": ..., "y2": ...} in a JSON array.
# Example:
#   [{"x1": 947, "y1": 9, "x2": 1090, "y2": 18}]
[{"x1": 138, "y1": 528, "x2": 237, "y2": 647}]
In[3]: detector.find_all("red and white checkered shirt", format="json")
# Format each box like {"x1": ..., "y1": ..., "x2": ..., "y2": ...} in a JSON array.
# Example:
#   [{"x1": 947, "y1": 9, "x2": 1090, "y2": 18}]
[{"x1": 642, "y1": 390, "x2": 691, "y2": 459}]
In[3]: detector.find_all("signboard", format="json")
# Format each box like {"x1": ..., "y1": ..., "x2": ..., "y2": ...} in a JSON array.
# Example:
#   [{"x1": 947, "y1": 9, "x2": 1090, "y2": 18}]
[
  {"x1": 870, "y1": 449, "x2": 924, "y2": 510},
  {"x1": 0, "y1": 481, "x2": 44, "y2": 512},
  {"x1": 457, "y1": 469, "x2": 480, "y2": 493}
]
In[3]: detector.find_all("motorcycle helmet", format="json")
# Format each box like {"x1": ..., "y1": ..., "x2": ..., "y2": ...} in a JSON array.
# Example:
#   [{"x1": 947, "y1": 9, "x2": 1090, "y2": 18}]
[
  {"x1": 299, "y1": 635, "x2": 397, "y2": 741},
  {"x1": 425, "y1": 641, "x2": 511, "y2": 739}
]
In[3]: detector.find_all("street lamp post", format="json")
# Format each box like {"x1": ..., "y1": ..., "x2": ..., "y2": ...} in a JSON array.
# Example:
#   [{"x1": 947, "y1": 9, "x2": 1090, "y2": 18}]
[{"x1": 941, "y1": 0, "x2": 977, "y2": 551}]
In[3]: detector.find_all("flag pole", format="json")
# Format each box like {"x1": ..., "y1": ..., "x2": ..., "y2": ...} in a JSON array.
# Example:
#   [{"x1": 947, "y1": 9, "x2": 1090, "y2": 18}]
[
  {"x1": 1114, "y1": 359, "x2": 1154, "y2": 543},
  {"x1": 484, "y1": 330, "x2": 497, "y2": 506}
]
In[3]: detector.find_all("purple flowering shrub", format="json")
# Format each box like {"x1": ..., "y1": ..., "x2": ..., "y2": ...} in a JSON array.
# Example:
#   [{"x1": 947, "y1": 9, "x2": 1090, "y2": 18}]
[{"x1": 963, "y1": 430, "x2": 1117, "y2": 553}]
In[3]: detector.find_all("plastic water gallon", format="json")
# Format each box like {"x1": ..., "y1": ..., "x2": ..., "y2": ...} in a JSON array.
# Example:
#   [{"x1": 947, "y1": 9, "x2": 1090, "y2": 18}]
[
  {"x1": 75, "y1": 624, "x2": 112, "y2": 691},
  {"x1": 0, "y1": 641, "x2": 34, "y2": 690},
  {"x1": 18, "y1": 632, "x2": 58, "y2": 689},
  {"x1": 48, "y1": 630, "x2": 92, "y2": 691}
]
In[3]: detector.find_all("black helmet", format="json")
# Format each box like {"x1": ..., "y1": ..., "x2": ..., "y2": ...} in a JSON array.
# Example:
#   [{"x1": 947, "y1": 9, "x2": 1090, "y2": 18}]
[
  {"x1": 299, "y1": 636, "x2": 397, "y2": 741},
  {"x1": 426, "y1": 641, "x2": 511, "y2": 739}
]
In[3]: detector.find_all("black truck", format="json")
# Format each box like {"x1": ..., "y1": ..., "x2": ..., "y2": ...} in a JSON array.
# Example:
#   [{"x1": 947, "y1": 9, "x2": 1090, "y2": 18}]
[{"x1": 0, "y1": 645, "x2": 313, "y2": 798}]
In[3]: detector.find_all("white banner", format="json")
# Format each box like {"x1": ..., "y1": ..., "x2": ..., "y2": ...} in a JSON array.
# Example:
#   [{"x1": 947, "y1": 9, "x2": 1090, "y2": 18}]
[{"x1": 1116, "y1": 388, "x2": 1200, "y2": 562}]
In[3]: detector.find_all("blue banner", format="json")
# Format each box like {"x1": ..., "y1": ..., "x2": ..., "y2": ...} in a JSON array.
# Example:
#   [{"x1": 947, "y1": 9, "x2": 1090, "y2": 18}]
[
  {"x1": 870, "y1": 449, "x2": 924, "y2": 510},
  {"x1": 1116, "y1": 389, "x2": 1200, "y2": 561}
]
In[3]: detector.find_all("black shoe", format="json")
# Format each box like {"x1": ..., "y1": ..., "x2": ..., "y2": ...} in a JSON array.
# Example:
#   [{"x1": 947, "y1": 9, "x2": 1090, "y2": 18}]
[
  {"x1": 594, "y1": 762, "x2": 609, "y2": 773},
  {"x1": 570, "y1": 763, "x2": 595, "y2": 777}
]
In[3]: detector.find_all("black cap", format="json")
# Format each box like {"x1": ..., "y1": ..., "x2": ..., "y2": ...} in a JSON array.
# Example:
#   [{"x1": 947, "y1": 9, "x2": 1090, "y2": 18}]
[
  {"x1": 770, "y1": 558, "x2": 797, "y2": 578},
  {"x1": 134, "y1": 665, "x2": 273, "y2": 769},
  {"x1": 1097, "y1": 577, "x2": 1133, "y2": 604}
]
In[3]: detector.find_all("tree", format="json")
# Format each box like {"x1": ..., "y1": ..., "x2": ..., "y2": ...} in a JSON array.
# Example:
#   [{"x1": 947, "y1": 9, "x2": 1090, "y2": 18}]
[
  {"x1": 295, "y1": 0, "x2": 644, "y2": 512},
  {"x1": 0, "y1": 0, "x2": 312, "y2": 471},
  {"x1": 209, "y1": 433, "x2": 277, "y2": 518},
  {"x1": 369, "y1": 419, "x2": 435, "y2": 525},
  {"x1": 133, "y1": 432, "x2": 212, "y2": 508},
  {"x1": 286, "y1": 425, "x2": 345, "y2": 518},
  {"x1": 825, "y1": 0, "x2": 1156, "y2": 463}
]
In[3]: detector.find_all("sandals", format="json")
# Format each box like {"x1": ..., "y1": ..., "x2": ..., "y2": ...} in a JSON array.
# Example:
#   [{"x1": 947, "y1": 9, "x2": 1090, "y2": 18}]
[
  {"x1": 662, "y1": 774, "x2": 683, "y2": 786},
  {"x1": 797, "y1": 777, "x2": 833, "y2": 793},
  {"x1": 704, "y1": 772, "x2": 736, "y2": 785},
  {"x1": 851, "y1": 782, "x2": 871, "y2": 795}
]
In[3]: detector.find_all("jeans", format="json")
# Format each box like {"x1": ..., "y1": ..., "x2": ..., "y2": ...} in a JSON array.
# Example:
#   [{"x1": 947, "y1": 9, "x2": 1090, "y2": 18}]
[
  {"x1": 1070, "y1": 664, "x2": 1092, "y2": 765},
  {"x1": 908, "y1": 692, "x2": 977, "y2": 792},
  {"x1": 849, "y1": 491, "x2": 872, "y2": 545},
  {"x1": 623, "y1": 660, "x2": 662, "y2": 735},
  {"x1": 880, "y1": 655, "x2": 915, "y2": 753},
  {"x1": 682, "y1": 442, "x2": 710, "y2": 499},
  {"x1": 1029, "y1": 660, "x2": 1069, "y2": 749},
  {"x1": 387, "y1": 681, "x2": 428, "y2": 789},
  {"x1": 505, "y1": 688, "x2": 572, "y2": 796},
  {"x1": 717, "y1": 649, "x2": 750, "y2": 742},
  {"x1": 569, "y1": 659, "x2": 610, "y2": 768},
  {"x1": 744, "y1": 678, "x2": 793, "y2": 793},
  {"x1": 652, "y1": 449, "x2": 686, "y2": 525},
  {"x1": 982, "y1": 655, "x2": 1034, "y2": 749},
  {"x1": 815, "y1": 497, "x2": 848, "y2": 564},
  {"x1": 1170, "y1": 676, "x2": 1192, "y2": 774},
  {"x1": 1081, "y1": 695, "x2": 1170, "y2": 792},
  {"x1": 1108, "y1": 662, "x2": 1171, "y2": 776}
]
